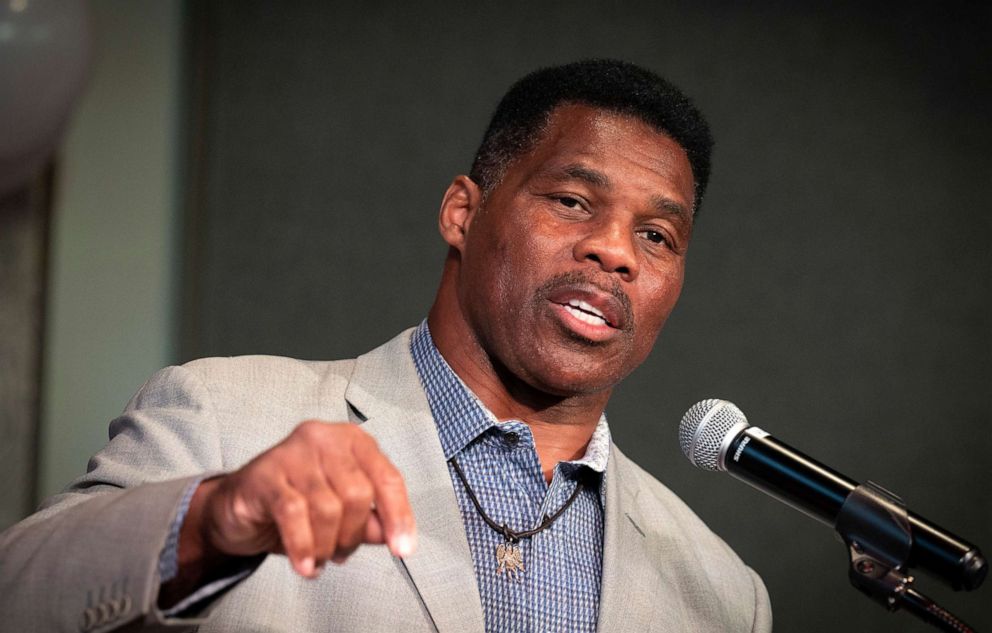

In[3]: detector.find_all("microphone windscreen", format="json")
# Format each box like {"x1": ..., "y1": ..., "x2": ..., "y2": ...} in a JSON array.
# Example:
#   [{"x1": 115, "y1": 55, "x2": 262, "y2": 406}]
[{"x1": 679, "y1": 399, "x2": 749, "y2": 471}]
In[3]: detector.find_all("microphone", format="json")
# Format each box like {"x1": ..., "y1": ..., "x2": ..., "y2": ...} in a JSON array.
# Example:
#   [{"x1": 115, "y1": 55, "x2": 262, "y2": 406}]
[{"x1": 679, "y1": 398, "x2": 987, "y2": 591}]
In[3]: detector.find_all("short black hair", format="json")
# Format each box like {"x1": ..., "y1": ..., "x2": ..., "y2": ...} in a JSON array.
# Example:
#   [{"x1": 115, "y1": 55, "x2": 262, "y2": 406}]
[{"x1": 470, "y1": 59, "x2": 714, "y2": 212}]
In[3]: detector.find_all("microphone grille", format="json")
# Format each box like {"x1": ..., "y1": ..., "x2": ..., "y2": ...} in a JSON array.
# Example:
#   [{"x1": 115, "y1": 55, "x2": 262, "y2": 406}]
[{"x1": 679, "y1": 399, "x2": 749, "y2": 471}]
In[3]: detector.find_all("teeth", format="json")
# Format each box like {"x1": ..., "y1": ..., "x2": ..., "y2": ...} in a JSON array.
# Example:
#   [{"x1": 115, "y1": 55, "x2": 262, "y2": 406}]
[
  {"x1": 567, "y1": 299, "x2": 606, "y2": 319},
  {"x1": 564, "y1": 304, "x2": 607, "y2": 326}
]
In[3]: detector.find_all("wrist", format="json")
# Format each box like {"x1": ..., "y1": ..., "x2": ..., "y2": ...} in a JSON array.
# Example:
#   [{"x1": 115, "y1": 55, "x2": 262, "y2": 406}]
[
  {"x1": 159, "y1": 477, "x2": 228, "y2": 608},
  {"x1": 182, "y1": 476, "x2": 227, "y2": 567}
]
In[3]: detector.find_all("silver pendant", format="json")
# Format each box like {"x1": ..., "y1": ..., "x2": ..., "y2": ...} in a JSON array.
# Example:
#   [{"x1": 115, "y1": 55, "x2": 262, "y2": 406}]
[{"x1": 496, "y1": 542, "x2": 525, "y2": 580}]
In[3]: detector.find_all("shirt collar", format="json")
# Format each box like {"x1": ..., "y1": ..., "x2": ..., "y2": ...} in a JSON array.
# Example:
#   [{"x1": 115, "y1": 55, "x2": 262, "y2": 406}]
[{"x1": 410, "y1": 320, "x2": 611, "y2": 473}]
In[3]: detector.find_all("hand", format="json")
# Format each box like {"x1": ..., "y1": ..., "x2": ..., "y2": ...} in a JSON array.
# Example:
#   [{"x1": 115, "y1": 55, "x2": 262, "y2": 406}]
[{"x1": 184, "y1": 420, "x2": 416, "y2": 579}]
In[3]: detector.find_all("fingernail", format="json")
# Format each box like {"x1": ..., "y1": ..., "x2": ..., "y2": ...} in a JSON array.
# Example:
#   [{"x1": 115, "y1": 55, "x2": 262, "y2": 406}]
[
  {"x1": 391, "y1": 532, "x2": 416, "y2": 558},
  {"x1": 299, "y1": 556, "x2": 315, "y2": 577}
]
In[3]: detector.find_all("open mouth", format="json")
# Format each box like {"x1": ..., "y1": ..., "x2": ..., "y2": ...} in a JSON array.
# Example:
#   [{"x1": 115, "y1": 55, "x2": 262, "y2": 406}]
[
  {"x1": 560, "y1": 298, "x2": 615, "y2": 328},
  {"x1": 541, "y1": 274, "x2": 631, "y2": 341}
]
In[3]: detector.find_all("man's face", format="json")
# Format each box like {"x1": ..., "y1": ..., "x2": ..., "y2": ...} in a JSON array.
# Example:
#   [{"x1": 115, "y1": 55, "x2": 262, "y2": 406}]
[{"x1": 457, "y1": 104, "x2": 696, "y2": 396}]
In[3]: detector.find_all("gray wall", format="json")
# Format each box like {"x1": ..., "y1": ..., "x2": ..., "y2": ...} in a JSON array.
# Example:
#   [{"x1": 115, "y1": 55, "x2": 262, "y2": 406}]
[
  {"x1": 40, "y1": 0, "x2": 183, "y2": 498},
  {"x1": 185, "y1": 3, "x2": 989, "y2": 631},
  {"x1": 0, "y1": 177, "x2": 49, "y2": 529}
]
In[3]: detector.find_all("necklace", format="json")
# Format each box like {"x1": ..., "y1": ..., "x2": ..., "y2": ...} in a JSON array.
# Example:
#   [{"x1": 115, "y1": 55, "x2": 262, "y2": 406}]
[{"x1": 449, "y1": 456, "x2": 585, "y2": 581}]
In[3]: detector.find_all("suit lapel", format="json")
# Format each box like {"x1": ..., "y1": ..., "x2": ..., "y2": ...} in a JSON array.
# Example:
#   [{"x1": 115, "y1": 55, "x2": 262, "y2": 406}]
[
  {"x1": 342, "y1": 330, "x2": 485, "y2": 633},
  {"x1": 598, "y1": 446, "x2": 686, "y2": 633}
]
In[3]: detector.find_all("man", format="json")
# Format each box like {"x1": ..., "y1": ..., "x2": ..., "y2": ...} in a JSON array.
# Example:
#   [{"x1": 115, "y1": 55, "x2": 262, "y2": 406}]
[{"x1": 0, "y1": 59, "x2": 771, "y2": 632}]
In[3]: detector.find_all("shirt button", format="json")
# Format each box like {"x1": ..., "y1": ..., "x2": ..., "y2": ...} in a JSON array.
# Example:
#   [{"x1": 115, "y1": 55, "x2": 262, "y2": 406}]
[{"x1": 505, "y1": 432, "x2": 519, "y2": 446}]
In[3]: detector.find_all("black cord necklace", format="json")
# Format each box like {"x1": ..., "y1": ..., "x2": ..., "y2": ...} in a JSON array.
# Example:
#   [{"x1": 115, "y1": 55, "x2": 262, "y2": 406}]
[{"x1": 449, "y1": 456, "x2": 585, "y2": 580}]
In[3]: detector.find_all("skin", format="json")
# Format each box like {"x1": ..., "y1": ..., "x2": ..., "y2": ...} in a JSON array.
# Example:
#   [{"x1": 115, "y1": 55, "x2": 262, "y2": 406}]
[{"x1": 159, "y1": 104, "x2": 695, "y2": 605}]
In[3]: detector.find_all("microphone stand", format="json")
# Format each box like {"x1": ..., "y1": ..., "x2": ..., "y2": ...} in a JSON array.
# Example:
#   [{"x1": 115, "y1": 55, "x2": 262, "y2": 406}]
[{"x1": 835, "y1": 481, "x2": 978, "y2": 632}]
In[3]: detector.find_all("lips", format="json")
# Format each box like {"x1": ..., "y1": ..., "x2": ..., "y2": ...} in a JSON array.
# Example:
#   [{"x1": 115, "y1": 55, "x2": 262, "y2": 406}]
[{"x1": 545, "y1": 284, "x2": 627, "y2": 332}]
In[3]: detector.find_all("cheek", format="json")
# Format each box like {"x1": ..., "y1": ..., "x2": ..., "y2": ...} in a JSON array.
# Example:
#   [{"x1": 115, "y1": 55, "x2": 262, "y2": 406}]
[
  {"x1": 464, "y1": 222, "x2": 534, "y2": 319},
  {"x1": 490, "y1": 220, "x2": 558, "y2": 288},
  {"x1": 639, "y1": 266, "x2": 685, "y2": 331}
]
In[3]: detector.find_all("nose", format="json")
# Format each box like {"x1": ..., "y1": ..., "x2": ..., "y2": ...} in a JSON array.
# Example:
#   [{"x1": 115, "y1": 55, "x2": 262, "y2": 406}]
[{"x1": 573, "y1": 217, "x2": 638, "y2": 281}]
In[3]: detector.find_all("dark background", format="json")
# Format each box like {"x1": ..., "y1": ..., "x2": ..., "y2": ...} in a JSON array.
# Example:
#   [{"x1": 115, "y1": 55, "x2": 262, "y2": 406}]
[{"x1": 181, "y1": 2, "x2": 990, "y2": 631}]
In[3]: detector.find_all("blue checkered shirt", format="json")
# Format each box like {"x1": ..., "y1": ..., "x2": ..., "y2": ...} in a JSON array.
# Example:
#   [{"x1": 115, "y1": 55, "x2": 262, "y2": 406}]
[{"x1": 411, "y1": 321, "x2": 610, "y2": 633}]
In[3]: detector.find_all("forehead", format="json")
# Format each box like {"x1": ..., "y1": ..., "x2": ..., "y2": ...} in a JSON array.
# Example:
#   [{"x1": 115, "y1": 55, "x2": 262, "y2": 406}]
[{"x1": 508, "y1": 104, "x2": 696, "y2": 211}]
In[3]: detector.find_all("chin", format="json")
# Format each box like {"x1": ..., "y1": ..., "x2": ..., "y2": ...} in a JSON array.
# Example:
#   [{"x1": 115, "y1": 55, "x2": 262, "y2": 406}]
[{"x1": 521, "y1": 356, "x2": 627, "y2": 398}]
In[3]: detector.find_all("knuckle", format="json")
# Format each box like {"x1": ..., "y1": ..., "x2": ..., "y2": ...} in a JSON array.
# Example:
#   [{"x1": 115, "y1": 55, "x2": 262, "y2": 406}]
[
  {"x1": 295, "y1": 419, "x2": 326, "y2": 439},
  {"x1": 340, "y1": 481, "x2": 374, "y2": 508},
  {"x1": 361, "y1": 432, "x2": 380, "y2": 450},
  {"x1": 349, "y1": 426, "x2": 377, "y2": 448},
  {"x1": 274, "y1": 495, "x2": 307, "y2": 519},
  {"x1": 313, "y1": 495, "x2": 343, "y2": 521},
  {"x1": 337, "y1": 423, "x2": 362, "y2": 442}
]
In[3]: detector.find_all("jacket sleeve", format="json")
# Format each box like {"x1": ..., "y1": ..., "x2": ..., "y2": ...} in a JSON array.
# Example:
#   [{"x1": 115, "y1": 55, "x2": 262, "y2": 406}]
[{"x1": 0, "y1": 364, "x2": 241, "y2": 633}]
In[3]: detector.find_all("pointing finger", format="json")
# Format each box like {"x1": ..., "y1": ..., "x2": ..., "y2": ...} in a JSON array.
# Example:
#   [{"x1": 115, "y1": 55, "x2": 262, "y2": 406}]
[
  {"x1": 351, "y1": 434, "x2": 416, "y2": 557},
  {"x1": 319, "y1": 452, "x2": 374, "y2": 561},
  {"x1": 266, "y1": 479, "x2": 318, "y2": 577}
]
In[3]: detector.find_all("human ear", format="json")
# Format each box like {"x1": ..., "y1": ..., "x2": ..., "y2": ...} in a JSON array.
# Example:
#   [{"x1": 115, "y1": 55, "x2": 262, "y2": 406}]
[{"x1": 437, "y1": 175, "x2": 482, "y2": 251}]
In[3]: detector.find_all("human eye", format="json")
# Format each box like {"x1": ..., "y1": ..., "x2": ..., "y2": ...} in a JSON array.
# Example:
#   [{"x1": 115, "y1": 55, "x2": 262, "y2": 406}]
[
  {"x1": 636, "y1": 228, "x2": 669, "y2": 246},
  {"x1": 554, "y1": 195, "x2": 584, "y2": 209},
  {"x1": 545, "y1": 193, "x2": 592, "y2": 219}
]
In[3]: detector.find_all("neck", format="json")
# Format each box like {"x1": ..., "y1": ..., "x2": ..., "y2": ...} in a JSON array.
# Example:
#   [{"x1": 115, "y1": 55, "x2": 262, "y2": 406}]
[{"x1": 428, "y1": 260, "x2": 609, "y2": 481}]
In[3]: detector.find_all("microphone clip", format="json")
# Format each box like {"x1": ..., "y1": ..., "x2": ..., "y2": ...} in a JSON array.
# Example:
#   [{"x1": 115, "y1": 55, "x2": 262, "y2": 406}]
[
  {"x1": 835, "y1": 481, "x2": 977, "y2": 632},
  {"x1": 835, "y1": 480, "x2": 913, "y2": 608}
]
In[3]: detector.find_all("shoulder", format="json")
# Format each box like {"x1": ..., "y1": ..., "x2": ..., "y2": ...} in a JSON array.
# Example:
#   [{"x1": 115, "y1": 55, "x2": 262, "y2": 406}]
[
  {"x1": 122, "y1": 328, "x2": 421, "y2": 437},
  {"x1": 123, "y1": 354, "x2": 356, "y2": 413},
  {"x1": 171, "y1": 326, "x2": 419, "y2": 408},
  {"x1": 181, "y1": 354, "x2": 356, "y2": 392},
  {"x1": 170, "y1": 327, "x2": 418, "y2": 399},
  {"x1": 111, "y1": 351, "x2": 380, "y2": 474}
]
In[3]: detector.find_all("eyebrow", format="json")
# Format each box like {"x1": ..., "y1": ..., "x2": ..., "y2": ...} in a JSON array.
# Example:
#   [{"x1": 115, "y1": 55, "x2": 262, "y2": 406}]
[
  {"x1": 542, "y1": 163, "x2": 690, "y2": 219},
  {"x1": 651, "y1": 195, "x2": 689, "y2": 220},
  {"x1": 543, "y1": 163, "x2": 611, "y2": 188}
]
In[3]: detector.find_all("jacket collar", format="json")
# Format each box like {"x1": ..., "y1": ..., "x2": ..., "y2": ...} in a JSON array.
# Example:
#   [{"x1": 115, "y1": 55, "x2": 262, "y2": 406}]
[
  {"x1": 343, "y1": 328, "x2": 486, "y2": 633},
  {"x1": 599, "y1": 445, "x2": 705, "y2": 633}
]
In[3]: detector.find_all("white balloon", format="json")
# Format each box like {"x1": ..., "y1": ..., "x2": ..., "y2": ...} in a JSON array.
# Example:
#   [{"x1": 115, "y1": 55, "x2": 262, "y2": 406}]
[{"x1": 0, "y1": 0, "x2": 91, "y2": 194}]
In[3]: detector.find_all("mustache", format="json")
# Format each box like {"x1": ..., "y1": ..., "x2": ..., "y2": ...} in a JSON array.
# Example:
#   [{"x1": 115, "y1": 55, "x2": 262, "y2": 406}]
[{"x1": 535, "y1": 270, "x2": 634, "y2": 329}]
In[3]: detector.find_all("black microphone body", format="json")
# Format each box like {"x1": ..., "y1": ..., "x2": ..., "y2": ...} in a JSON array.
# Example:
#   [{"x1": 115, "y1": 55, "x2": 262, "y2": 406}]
[
  {"x1": 725, "y1": 428, "x2": 985, "y2": 591},
  {"x1": 680, "y1": 400, "x2": 987, "y2": 591}
]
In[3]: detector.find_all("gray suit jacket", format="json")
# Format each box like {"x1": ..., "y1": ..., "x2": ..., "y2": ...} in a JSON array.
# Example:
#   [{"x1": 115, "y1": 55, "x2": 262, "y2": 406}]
[{"x1": 0, "y1": 329, "x2": 771, "y2": 632}]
